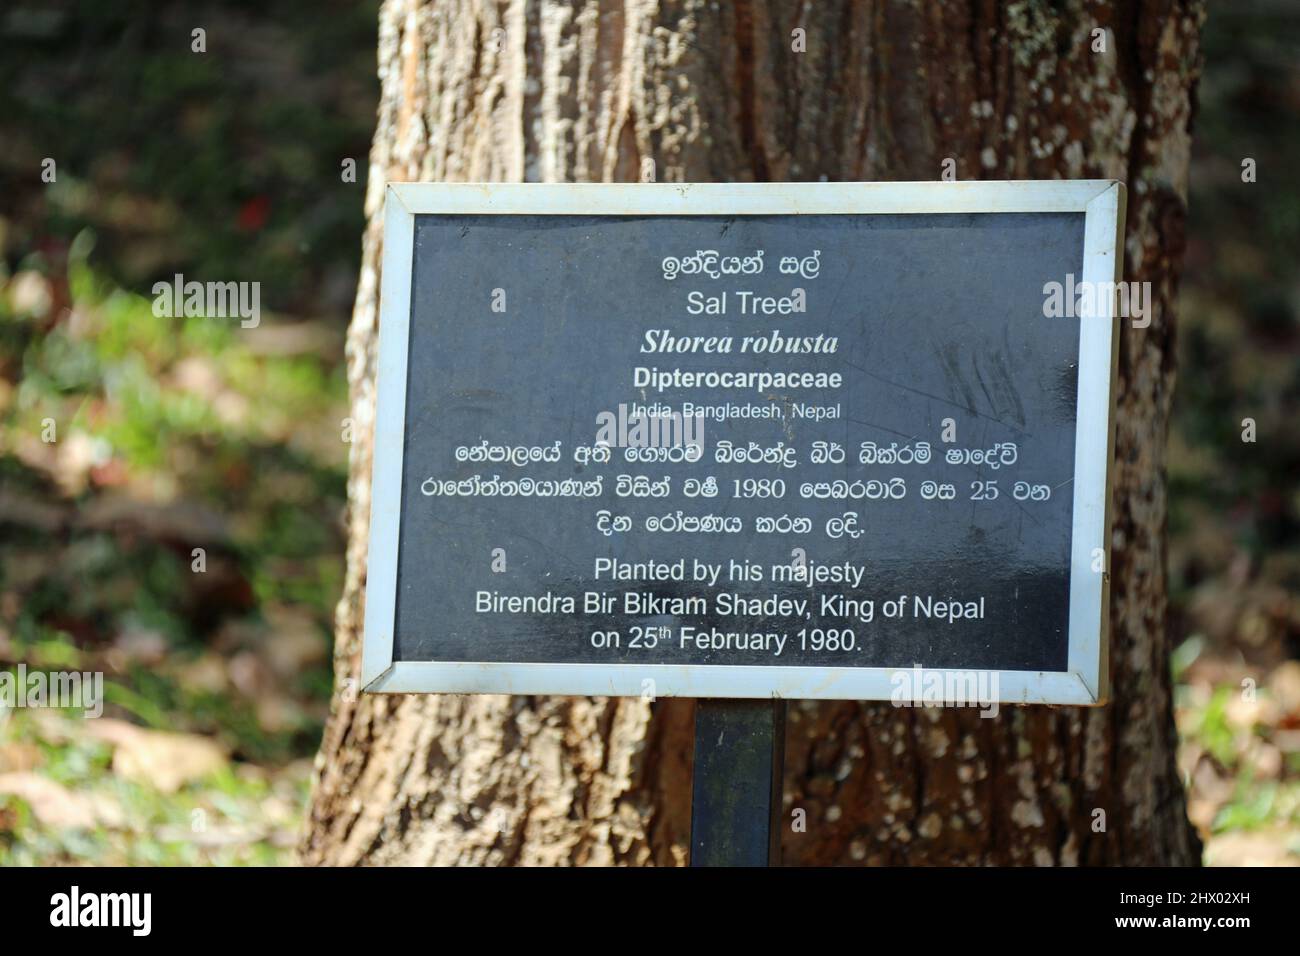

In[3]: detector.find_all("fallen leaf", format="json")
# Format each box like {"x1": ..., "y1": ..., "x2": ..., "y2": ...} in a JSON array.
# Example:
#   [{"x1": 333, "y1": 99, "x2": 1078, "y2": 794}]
[
  {"x1": 0, "y1": 772, "x2": 120, "y2": 829},
  {"x1": 86, "y1": 719, "x2": 227, "y2": 793},
  {"x1": 1270, "y1": 660, "x2": 1300, "y2": 715},
  {"x1": 1205, "y1": 830, "x2": 1300, "y2": 867},
  {"x1": 0, "y1": 740, "x2": 42, "y2": 773}
]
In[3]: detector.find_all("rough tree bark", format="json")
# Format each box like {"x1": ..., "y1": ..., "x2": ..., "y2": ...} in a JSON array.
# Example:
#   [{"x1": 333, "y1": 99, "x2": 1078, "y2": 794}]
[{"x1": 303, "y1": 0, "x2": 1205, "y2": 866}]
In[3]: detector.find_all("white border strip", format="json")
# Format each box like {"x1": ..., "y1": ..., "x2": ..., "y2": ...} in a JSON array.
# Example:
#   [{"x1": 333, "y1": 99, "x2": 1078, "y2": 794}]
[
  {"x1": 362, "y1": 181, "x2": 1122, "y2": 704},
  {"x1": 377, "y1": 661, "x2": 1093, "y2": 705},
  {"x1": 391, "y1": 179, "x2": 1118, "y2": 216},
  {"x1": 1068, "y1": 182, "x2": 1124, "y2": 703},
  {"x1": 359, "y1": 191, "x2": 414, "y2": 689}
]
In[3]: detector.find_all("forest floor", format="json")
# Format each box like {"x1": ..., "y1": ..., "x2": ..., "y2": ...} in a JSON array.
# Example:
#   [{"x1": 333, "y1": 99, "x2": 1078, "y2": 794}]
[{"x1": 0, "y1": 261, "x2": 346, "y2": 864}]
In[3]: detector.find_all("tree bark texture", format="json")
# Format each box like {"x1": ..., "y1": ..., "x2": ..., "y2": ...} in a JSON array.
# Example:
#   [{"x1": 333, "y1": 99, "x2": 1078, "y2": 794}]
[{"x1": 303, "y1": 0, "x2": 1206, "y2": 866}]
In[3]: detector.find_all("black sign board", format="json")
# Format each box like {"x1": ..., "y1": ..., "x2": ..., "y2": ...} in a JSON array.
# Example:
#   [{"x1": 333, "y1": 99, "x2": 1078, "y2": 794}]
[{"x1": 362, "y1": 182, "x2": 1122, "y2": 705}]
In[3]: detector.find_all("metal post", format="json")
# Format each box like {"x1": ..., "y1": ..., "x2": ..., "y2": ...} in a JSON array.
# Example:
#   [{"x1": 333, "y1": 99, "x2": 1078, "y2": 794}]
[{"x1": 690, "y1": 697, "x2": 787, "y2": 866}]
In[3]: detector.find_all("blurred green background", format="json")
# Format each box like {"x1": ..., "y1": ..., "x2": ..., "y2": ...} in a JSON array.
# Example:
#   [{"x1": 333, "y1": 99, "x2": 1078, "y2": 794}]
[{"x1": 0, "y1": 0, "x2": 1297, "y2": 864}]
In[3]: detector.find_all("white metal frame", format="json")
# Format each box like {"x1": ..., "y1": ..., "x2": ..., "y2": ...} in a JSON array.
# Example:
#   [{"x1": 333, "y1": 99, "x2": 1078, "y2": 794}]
[{"x1": 362, "y1": 181, "x2": 1124, "y2": 705}]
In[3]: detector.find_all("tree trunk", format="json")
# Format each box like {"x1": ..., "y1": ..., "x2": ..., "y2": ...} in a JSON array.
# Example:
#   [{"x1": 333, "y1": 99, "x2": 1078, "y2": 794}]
[{"x1": 303, "y1": 0, "x2": 1205, "y2": 866}]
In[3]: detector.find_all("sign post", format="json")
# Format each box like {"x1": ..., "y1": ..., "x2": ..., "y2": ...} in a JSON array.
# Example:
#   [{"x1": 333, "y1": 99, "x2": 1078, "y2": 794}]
[
  {"x1": 361, "y1": 181, "x2": 1124, "y2": 864},
  {"x1": 691, "y1": 698, "x2": 786, "y2": 866}
]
